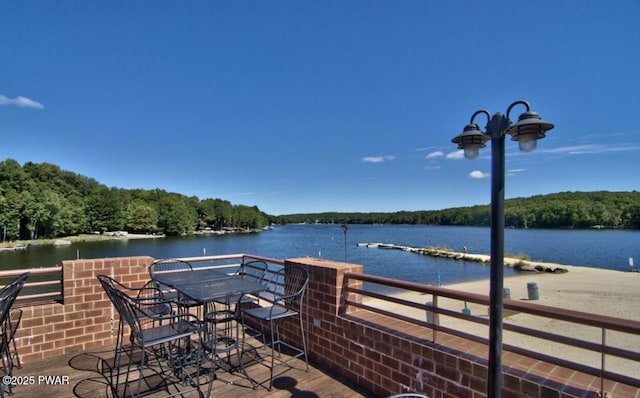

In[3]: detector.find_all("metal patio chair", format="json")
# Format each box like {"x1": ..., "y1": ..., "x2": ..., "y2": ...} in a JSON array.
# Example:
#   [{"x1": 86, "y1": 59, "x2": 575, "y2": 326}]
[
  {"x1": 149, "y1": 259, "x2": 201, "y2": 314},
  {"x1": 5, "y1": 308, "x2": 22, "y2": 370},
  {"x1": 206, "y1": 260, "x2": 269, "y2": 329},
  {"x1": 102, "y1": 279, "x2": 202, "y2": 397},
  {"x1": 201, "y1": 293, "x2": 252, "y2": 396},
  {"x1": 240, "y1": 265, "x2": 309, "y2": 390},
  {"x1": 0, "y1": 273, "x2": 29, "y2": 398},
  {"x1": 97, "y1": 275, "x2": 176, "y2": 397}
]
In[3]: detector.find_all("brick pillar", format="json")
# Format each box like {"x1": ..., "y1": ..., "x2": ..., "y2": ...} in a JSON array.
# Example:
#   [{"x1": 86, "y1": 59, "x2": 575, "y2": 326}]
[
  {"x1": 281, "y1": 258, "x2": 363, "y2": 371},
  {"x1": 17, "y1": 256, "x2": 153, "y2": 364}
]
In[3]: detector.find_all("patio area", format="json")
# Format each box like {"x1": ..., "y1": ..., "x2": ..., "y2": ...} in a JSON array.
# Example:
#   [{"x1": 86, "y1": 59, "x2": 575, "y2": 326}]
[
  {"x1": 10, "y1": 336, "x2": 372, "y2": 398},
  {"x1": 5, "y1": 254, "x2": 639, "y2": 398}
]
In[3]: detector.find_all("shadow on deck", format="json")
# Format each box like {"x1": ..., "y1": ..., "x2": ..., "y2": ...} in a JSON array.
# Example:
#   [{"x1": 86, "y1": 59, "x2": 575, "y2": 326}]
[{"x1": 10, "y1": 336, "x2": 373, "y2": 398}]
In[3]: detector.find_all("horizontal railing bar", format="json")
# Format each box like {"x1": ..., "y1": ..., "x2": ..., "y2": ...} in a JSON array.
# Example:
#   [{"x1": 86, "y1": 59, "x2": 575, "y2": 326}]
[
  {"x1": 0, "y1": 266, "x2": 62, "y2": 277},
  {"x1": 344, "y1": 272, "x2": 640, "y2": 389},
  {"x1": 16, "y1": 292, "x2": 61, "y2": 301},
  {"x1": 347, "y1": 285, "x2": 492, "y2": 327},
  {"x1": 345, "y1": 298, "x2": 489, "y2": 346},
  {"x1": 503, "y1": 341, "x2": 640, "y2": 388},
  {"x1": 20, "y1": 280, "x2": 61, "y2": 288},
  {"x1": 504, "y1": 322, "x2": 640, "y2": 362},
  {"x1": 0, "y1": 267, "x2": 63, "y2": 305},
  {"x1": 177, "y1": 253, "x2": 285, "y2": 267},
  {"x1": 347, "y1": 272, "x2": 640, "y2": 333}
]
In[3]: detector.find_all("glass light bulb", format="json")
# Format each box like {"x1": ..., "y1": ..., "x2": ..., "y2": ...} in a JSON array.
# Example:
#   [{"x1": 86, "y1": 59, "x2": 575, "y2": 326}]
[
  {"x1": 518, "y1": 138, "x2": 538, "y2": 153},
  {"x1": 464, "y1": 147, "x2": 480, "y2": 160}
]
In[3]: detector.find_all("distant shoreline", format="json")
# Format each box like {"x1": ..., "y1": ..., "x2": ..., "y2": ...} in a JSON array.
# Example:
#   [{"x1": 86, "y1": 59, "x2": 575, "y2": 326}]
[
  {"x1": 0, "y1": 233, "x2": 164, "y2": 250},
  {"x1": 0, "y1": 228, "x2": 264, "y2": 250}
]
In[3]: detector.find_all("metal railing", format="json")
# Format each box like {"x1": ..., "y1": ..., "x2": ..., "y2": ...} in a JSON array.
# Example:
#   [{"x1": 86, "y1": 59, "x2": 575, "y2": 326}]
[
  {"x1": 342, "y1": 272, "x2": 640, "y2": 391},
  {"x1": 0, "y1": 254, "x2": 285, "y2": 307},
  {"x1": 0, "y1": 267, "x2": 63, "y2": 304},
  {"x1": 179, "y1": 253, "x2": 285, "y2": 278}
]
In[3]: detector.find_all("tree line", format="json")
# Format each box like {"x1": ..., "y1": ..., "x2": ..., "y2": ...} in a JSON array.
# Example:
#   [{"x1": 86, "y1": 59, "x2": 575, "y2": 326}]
[
  {"x1": 0, "y1": 159, "x2": 270, "y2": 240},
  {"x1": 272, "y1": 191, "x2": 640, "y2": 229},
  {"x1": 1, "y1": 159, "x2": 638, "y2": 242}
]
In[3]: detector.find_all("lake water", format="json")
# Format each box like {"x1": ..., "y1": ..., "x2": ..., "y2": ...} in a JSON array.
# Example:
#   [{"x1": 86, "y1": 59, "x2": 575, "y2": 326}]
[{"x1": 1, "y1": 224, "x2": 638, "y2": 286}]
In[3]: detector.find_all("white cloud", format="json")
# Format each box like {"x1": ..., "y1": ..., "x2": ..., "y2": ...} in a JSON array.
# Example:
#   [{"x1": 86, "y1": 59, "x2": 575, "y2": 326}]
[
  {"x1": 506, "y1": 168, "x2": 526, "y2": 177},
  {"x1": 424, "y1": 165, "x2": 441, "y2": 171},
  {"x1": 446, "y1": 150, "x2": 465, "y2": 160},
  {"x1": 0, "y1": 95, "x2": 44, "y2": 109},
  {"x1": 469, "y1": 170, "x2": 490, "y2": 179},
  {"x1": 362, "y1": 155, "x2": 395, "y2": 163},
  {"x1": 541, "y1": 143, "x2": 640, "y2": 155},
  {"x1": 426, "y1": 151, "x2": 443, "y2": 159}
]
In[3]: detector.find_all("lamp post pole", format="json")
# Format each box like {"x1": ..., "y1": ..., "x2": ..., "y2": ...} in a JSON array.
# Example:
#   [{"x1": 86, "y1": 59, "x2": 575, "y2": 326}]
[
  {"x1": 487, "y1": 113, "x2": 508, "y2": 398},
  {"x1": 452, "y1": 101, "x2": 554, "y2": 398},
  {"x1": 342, "y1": 218, "x2": 349, "y2": 262}
]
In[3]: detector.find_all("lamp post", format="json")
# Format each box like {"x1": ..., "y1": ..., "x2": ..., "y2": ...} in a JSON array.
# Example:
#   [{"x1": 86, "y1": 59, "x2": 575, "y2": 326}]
[
  {"x1": 451, "y1": 100, "x2": 554, "y2": 398},
  {"x1": 342, "y1": 218, "x2": 349, "y2": 262}
]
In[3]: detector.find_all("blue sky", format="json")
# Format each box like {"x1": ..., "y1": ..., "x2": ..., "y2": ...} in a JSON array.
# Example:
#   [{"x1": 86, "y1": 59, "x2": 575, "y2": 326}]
[{"x1": 1, "y1": 1, "x2": 638, "y2": 215}]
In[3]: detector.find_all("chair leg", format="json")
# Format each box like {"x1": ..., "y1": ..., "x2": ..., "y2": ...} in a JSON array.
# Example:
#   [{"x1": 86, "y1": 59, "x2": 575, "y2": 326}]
[
  {"x1": 269, "y1": 318, "x2": 276, "y2": 391},
  {"x1": 134, "y1": 346, "x2": 148, "y2": 398},
  {"x1": 110, "y1": 321, "x2": 124, "y2": 397},
  {"x1": 298, "y1": 313, "x2": 309, "y2": 371},
  {"x1": 122, "y1": 343, "x2": 136, "y2": 398},
  {"x1": 9, "y1": 336, "x2": 20, "y2": 369}
]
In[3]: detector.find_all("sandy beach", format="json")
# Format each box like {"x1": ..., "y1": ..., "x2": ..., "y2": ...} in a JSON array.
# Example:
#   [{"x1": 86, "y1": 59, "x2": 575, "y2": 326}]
[
  {"x1": 445, "y1": 262, "x2": 640, "y2": 319},
  {"x1": 367, "y1": 260, "x2": 640, "y2": 379}
]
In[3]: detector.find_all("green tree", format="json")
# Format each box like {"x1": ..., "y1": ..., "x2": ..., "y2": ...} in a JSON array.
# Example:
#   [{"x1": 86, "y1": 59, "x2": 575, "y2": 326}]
[
  {"x1": 157, "y1": 194, "x2": 198, "y2": 236},
  {"x1": 86, "y1": 187, "x2": 124, "y2": 232},
  {"x1": 125, "y1": 200, "x2": 158, "y2": 233}
]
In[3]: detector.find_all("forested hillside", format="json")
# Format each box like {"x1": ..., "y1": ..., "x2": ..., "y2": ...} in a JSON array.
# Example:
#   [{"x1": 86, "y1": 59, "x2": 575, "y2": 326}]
[
  {"x1": 1, "y1": 159, "x2": 638, "y2": 241},
  {"x1": 273, "y1": 191, "x2": 640, "y2": 229},
  {"x1": 0, "y1": 159, "x2": 269, "y2": 240}
]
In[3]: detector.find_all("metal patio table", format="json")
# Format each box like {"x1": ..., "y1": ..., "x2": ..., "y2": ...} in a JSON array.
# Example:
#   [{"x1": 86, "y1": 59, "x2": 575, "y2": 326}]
[
  {"x1": 152, "y1": 268, "x2": 267, "y2": 304},
  {"x1": 152, "y1": 268, "x2": 268, "y2": 391}
]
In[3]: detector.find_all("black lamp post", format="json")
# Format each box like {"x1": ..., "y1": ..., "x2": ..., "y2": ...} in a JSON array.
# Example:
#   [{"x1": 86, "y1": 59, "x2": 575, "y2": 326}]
[
  {"x1": 451, "y1": 100, "x2": 554, "y2": 398},
  {"x1": 342, "y1": 218, "x2": 349, "y2": 262}
]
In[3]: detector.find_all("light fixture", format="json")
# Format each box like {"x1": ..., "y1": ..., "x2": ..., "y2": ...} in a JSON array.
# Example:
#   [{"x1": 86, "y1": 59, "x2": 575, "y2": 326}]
[{"x1": 450, "y1": 100, "x2": 554, "y2": 398}]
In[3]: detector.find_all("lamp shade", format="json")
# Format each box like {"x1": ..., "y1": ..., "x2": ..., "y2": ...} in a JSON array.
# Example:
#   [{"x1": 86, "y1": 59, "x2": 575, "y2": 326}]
[
  {"x1": 451, "y1": 123, "x2": 490, "y2": 160},
  {"x1": 506, "y1": 111, "x2": 554, "y2": 151}
]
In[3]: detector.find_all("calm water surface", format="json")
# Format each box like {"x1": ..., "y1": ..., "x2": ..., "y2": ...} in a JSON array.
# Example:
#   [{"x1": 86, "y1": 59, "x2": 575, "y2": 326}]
[{"x1": 1, "y1": 225, "x2": 638, "y2": 286}]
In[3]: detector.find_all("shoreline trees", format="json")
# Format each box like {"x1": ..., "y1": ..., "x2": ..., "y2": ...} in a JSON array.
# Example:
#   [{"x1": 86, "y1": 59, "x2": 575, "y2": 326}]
[
  {"x1": 0, "y1": 159, "x2": 269, "y2": 240},
  {"x1": 271, "y1": 191, "x2": 640, "y2": 229}
]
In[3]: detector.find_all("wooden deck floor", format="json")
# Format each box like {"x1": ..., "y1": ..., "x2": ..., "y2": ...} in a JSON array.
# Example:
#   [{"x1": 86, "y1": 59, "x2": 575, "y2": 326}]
[{"x1": 9, "y1": 336, "x2": 373, "y2": 398}]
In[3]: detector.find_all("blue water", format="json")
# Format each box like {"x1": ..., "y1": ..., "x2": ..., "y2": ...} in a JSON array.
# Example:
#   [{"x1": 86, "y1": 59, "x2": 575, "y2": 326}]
[{"x1": 1, "y1": 225, "x2": 638, "y2": 286}]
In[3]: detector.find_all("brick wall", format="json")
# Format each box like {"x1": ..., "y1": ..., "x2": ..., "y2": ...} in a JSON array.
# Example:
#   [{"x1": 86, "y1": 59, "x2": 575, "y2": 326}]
[
  {"x1": 17, "y1": 256, "x2": 152, "y2": 363},
  {"x1": 284, "y1": 257, "x2": 571, "y2": 398}
]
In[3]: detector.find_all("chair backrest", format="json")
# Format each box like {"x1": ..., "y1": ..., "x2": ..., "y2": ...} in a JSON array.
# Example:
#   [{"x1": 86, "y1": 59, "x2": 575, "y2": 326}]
[
  {"x1": 98, "y1": 278, "x2": 148, "y2": 345},
  {"x1": 239, "y1": 260, "x2": 268, "y2": 283},
  {"x1": 97, "y1": 274, "x2": 128, "y2": 318},
  {"x1": 98, "y1": 274, "x2": 172, "y2": 321},
  {"x1": 148, "y1": 258, "x2": 193, "y2": 277},
  {"x1": 0, "y1": 272, "x2": 30, "y2": 301},
  {"x1": 0, "y1": 272, "x2": 30, "y2": 322},
  {"x1": 274, "y1": 266, "x2": 309, "y2": 310},
  {"x1": 0, "y1": 278, "x2": 27, "y2": 341},
  {"x1": 0, "y1": 293, "x2": 17, "y2": 338}
]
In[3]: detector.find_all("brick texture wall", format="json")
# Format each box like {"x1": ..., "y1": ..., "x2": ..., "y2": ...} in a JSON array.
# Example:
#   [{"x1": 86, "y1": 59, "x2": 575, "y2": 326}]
[
  {"x1": 17, "y1": 256, "x2": 152, "y2": 363},
  {"x1": 285, "y1": 257, "x2": 570, "y2": 398}
]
